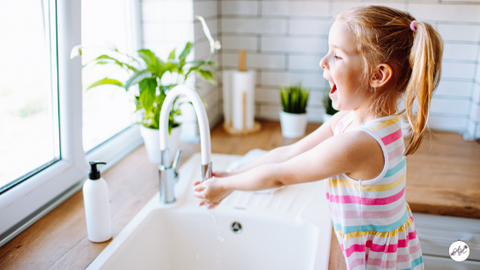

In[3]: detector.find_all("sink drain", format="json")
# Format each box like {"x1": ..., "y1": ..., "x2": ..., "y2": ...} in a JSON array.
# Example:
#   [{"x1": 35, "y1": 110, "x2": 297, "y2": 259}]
[{"x1": 231, "y1": 222, "x2": 242, "y2": 234}]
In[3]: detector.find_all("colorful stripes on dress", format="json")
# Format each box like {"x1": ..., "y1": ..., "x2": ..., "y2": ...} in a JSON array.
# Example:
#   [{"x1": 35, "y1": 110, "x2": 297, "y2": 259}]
[{"x1": 327, "y1": 111, "x2": 424, "y2": 270}]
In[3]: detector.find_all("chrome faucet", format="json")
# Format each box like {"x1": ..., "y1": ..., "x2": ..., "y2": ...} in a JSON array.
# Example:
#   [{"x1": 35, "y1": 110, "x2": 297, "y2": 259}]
[{"x1": 158, "y1": 85, "x2": 213, "y2": 204}]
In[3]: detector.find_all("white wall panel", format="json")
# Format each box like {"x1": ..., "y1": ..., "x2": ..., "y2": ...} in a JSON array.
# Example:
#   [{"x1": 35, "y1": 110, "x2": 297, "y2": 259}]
[
  {"x1": 262, "y1": 1, "x2": 330, "y2": 17},
  {"x1": 261, "y1": 36, "x2": 327, "y2": 53}
]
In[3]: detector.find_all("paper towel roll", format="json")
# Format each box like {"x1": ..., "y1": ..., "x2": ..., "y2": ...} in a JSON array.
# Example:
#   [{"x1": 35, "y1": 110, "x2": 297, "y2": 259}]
[
  {"x1": 232, "y1": 70, "x2": 256, "y2": 130},
  {"x1": 222, "y1": 70, "x2": 233, "y2": 126}
]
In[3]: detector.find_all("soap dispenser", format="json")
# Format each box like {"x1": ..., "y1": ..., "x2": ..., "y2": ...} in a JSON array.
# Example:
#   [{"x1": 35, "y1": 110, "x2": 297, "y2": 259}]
[{"x1": 83, "y1": 161, "x2": 112, "y2": 242}]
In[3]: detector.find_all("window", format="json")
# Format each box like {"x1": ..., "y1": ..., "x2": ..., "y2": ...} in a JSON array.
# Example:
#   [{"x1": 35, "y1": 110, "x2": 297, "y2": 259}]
[
  {"x1": 0, "y1": 0, "x2": 143, "y2": 246},
  {"x1": 81, "y1": 0, "x2": 138, "y2": 152},
  {"x1": 0, "y1": 1, "x2": 60, "y2": 194}
]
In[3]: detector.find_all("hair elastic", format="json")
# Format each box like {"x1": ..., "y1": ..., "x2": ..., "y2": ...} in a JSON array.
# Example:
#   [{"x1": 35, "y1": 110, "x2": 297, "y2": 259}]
[{"x1": 410, "y1": 20, "x2": 417, "y2": 32}]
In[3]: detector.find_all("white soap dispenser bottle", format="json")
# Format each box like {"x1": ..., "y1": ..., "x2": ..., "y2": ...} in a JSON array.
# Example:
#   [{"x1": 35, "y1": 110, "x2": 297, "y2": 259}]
[{"x1": 83, "y1": 161, "x2": 112, "y2": 242}]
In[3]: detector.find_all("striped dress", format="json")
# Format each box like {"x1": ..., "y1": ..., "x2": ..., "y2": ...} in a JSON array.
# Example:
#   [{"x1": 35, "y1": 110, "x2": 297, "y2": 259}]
[{"x1": 325, "y1": 111, "x2": 424, "y2": 270}]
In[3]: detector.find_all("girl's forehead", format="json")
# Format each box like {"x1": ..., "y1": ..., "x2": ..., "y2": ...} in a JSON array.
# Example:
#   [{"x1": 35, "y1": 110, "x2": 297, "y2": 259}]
[{"x1": 328, "y1": 21, "x2": 359, "y2": 54}]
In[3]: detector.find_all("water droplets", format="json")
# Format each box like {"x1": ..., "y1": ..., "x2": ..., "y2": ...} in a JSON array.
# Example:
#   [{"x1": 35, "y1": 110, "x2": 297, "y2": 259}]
[{"x1": 209, "y1": 210, "x2": 224, "y2": 243}]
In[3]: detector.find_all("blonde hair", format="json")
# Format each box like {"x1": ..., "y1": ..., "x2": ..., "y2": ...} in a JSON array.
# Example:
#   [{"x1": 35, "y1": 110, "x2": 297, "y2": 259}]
[{"x1": 336, "y1": 6, "x2": 443, "y2": 155}]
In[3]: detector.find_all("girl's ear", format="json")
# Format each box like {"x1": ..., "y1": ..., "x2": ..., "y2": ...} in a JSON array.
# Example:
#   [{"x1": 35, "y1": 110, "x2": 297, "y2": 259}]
[{"x1": 370, "y1": 63, "x2": 393, "y2": 88}]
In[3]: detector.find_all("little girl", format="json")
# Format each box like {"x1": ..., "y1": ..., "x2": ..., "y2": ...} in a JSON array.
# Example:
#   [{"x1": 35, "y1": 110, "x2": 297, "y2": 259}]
[{"x1": 194, "y1": 5, "x2": 442, "y2": 270}]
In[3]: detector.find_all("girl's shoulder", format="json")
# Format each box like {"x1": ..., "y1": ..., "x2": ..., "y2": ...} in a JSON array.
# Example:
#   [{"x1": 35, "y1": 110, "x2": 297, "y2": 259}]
[{"x1": 328, "y1": 111, "x2": 353, "y2": 135}]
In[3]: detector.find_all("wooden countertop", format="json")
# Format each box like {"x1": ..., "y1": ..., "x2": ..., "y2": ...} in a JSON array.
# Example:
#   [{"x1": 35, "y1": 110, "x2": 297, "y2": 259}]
[{"x1": 1, "y1": 119, "x2": 479, "y2": 270}]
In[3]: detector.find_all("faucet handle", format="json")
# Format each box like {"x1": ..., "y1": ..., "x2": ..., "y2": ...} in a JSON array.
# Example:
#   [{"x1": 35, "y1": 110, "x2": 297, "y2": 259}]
[{"x1": 172, "y1": 150, "x2": 182, "y2": 180}]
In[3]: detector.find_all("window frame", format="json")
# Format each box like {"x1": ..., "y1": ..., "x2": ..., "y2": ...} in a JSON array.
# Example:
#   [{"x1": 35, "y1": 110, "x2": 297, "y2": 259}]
[{"x1": 0, "y1": 0, "x2": 143, "y2": 246}]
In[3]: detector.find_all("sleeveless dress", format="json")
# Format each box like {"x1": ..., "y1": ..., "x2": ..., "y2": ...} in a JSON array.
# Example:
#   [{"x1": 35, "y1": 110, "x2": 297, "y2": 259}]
[{"x1": 325, "y1": 111, "x2": 424, "y2": 270}]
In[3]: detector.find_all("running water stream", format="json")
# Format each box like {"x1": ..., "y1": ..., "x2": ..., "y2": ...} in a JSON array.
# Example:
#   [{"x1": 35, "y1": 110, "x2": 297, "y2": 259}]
[{"x1": 209, "y1": 209, "x2": 224, "y2": 269}]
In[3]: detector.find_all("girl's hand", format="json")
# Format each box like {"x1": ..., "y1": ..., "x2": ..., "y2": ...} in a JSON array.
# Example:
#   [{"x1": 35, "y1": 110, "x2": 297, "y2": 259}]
[
  {"x1": 193, "y1": 177, "x2": 232, "y2": 209},
  {"x1": 212, "y1": 170, "x2": 230, "y2": 178}
]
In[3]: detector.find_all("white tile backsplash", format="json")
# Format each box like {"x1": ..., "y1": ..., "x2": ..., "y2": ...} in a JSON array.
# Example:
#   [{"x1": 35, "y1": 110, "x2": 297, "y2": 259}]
[
  {"x1": 261, "y1": 36, "x2": 328, "y2": 53},
  {"x1": 261, "y1": 71, "x2": 325, "y2": 88},
  {"x1": 442, "y1": 62, "x2": 477, "y2": 79},
  {"x1": 470, "y1": 103, "x2": 480, "y2": 122},
  {"x1": 289, "y1": 55, "x2": 324, "y2": 71},
  {"x1": 430, "y1": 98, "x2": 470, "y2": 116},
  {"x1": 222, "y1": 52, "x2": 286, "y2": 69},
  {"x1": 289, "y1": 19, "x2": 332, "y2": 36},
  {"x1": 443, "y1": 43, "x2": 478, "y2": 62},
  {"x1": 222, "y1": 18, "x2": 287, "y2": 34},
  {"x1": 473, "y1": 83, "x2": 480, "y2": 104},
  {"x1": 255, "y1": 88, "x2": 282, "y2": 104},
  {"x1": 428, "y1": 115, "x2": 468, "y2": 133},
  {"x1": 194, "y1": 1, "x2": 218, "y2": 18},
  {"x1": 438, "y1": 24, "x2": 480, "y2": 42},
  {"x1": 221, "y1": 35, "x2": 258, "y2": 51},
  {"x1": 435, "y1": 80, "x2": 473, "y2": 97},
  {"x1": 332, "y1": 1, "x2": 406, "y2": 16},
  {"x1": 261, "y1": 1, "x2": 330, "y2": 17},
  {"x1": 221, "y1": 1, "x2": 258, "y2": 16},
  {"x1": 477, "y1": 61, "x2": 480, "y2": 83},
  {"x1": 408, "y1": 4, "x2": 480, "y2": 23}
]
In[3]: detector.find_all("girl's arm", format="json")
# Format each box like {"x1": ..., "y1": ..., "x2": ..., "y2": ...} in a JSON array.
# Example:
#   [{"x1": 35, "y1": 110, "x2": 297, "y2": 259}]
[
  {"x1": 194, "y1": 128, "x2": 379, "y2": 205},
  {"x1": 224, "y1": 110, "x2": 351, "y2": 177}
]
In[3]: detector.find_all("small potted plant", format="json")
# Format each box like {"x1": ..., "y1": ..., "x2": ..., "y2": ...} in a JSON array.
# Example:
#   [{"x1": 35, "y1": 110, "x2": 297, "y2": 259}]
[
  {"x1": 322, "y1": 90, "x2": 339, "y2": 123},
  {"x1": 73, "y1": 16, "x2": 220, "y2": 163},
  {"x1": 279, "y1": 83, "x2": 310, "y2": 138}
]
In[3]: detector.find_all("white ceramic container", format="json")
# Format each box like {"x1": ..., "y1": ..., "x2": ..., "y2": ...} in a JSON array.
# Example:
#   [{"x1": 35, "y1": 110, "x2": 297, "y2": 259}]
[
  {"x1": 279, "y1": 111, "x2": 308, "y2": 139},
  {"x1": 140, "y1": 125, "x2": 181, "y2": 164}
]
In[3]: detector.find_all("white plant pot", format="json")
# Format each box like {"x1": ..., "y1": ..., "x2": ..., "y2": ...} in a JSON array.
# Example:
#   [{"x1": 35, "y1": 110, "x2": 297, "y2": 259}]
[
  {"x1": 322, "y1": 114, "x2": 333, "y2": 124},
  {"x1": 279, "y1": 111, "x2": 308, "y2": 139},
  {"x1": 140, "y1": 125, "x2": 181, "y2": 164}
]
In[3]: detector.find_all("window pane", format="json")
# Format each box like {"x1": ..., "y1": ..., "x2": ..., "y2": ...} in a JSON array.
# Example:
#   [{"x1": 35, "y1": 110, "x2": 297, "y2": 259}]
[
  {"x1": 0, "y1": 1, "x2": 60, "y2": 192},
  {"x1": 82, "y1": 0, "x2": 136, "y2": 152}
]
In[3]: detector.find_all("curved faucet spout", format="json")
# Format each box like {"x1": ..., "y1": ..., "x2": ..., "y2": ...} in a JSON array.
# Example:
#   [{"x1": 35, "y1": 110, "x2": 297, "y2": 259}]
[{"x1": 159, "y1": 85, "x2": 212, "y2": 180}]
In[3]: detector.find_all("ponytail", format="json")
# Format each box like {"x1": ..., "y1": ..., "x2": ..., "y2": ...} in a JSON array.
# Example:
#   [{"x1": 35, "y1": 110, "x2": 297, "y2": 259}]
[{"x1": 404, "y1": 21, "x2": 443, "y2": 156}]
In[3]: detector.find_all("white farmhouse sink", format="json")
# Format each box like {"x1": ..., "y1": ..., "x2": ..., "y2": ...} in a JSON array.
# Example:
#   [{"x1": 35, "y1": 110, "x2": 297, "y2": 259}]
[{"x1": 87, "y1": 153, "x2": 332, "y2": 270}]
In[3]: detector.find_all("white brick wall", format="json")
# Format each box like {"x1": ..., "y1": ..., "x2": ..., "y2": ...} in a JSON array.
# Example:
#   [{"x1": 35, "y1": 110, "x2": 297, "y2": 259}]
[
  {"x1": 261, "y1": 1, "x2": 330, "y2": 17},
  {"x1": 140, "y1": 0, "x2": 480, "y2": 139},
  {"x1": 222, "y1": 1, "x2": 258, "y2": 16},
  {"x1": 222, "y1": 18, "x2": 287, "y2": 34}
]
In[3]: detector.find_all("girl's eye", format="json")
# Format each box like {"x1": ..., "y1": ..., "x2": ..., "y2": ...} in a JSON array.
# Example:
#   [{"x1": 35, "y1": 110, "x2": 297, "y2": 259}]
[{"x1": 334, "y1": 55, "x2": 342, "y2": 60}]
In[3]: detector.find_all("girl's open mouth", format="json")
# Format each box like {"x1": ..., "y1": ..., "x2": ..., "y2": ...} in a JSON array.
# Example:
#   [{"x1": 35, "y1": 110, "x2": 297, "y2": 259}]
[{"x1": 330, "y1": 84, "x2": 337, "y2": 94}]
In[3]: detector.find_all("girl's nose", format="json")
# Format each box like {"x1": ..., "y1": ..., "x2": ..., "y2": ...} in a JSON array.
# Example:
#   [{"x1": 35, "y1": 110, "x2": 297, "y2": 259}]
[{"x1": 319, "y1": 56, "x2": 328, "y2": 70}]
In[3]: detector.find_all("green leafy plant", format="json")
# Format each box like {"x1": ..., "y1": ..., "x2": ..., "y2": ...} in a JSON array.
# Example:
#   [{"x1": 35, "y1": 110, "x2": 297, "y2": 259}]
[
  {"x1": 73, "y1": 16, "x2": 220, "y2": 136},
  {"x1": 322, "y1": 90, "x2": 339, "y2": 115},
  {"x1": 279, "y1": 83, "x2": 310, "y2": 114}
]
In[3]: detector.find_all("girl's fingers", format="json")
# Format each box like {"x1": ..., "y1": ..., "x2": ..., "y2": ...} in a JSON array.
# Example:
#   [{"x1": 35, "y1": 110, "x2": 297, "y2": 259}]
[
  {"x1": 199, "y1": 201, "x2": 205, "y2": 206},
  {"x1": 207, "y1": 203, "x2": 218, "y2": 209},
  {"x1": 193, "y1": 180, "x2": 201, "y2": 186},
  {"x1": 193, "y1": 191, "x2": 205, "y2": 199},
  {"x1": 193, "y1": 185, "x2": 205, "y2": 192}
]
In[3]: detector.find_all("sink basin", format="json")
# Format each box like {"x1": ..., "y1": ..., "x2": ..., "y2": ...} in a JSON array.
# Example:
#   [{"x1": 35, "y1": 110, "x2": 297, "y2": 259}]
[{"x1": 87, "y1": 153, "x2": 332, "y2": 270}]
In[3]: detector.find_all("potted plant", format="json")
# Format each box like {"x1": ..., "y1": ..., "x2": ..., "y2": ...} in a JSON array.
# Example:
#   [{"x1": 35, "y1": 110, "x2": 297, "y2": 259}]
[
  {"x1": 73, "y1": 16, "x2": 220, "y2": 163},
  {"x1": 322, "y1": 90, "x2": 339, "y2": 123},
  {"x1": 279, "y1": 83, "x2": 310, "y2": 139}
]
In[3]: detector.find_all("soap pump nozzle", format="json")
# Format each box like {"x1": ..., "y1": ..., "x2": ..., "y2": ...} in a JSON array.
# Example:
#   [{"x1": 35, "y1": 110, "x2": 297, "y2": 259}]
[{"x1": 89, "y1": 161, "x2": 107, "y2": 180}]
